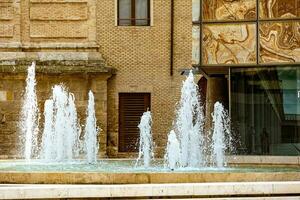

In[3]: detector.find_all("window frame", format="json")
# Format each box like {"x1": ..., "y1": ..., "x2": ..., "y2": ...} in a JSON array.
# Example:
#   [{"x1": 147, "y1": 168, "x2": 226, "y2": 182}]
[{"x1": 117, "y1": 0, "x2": 151, "y2": 26}]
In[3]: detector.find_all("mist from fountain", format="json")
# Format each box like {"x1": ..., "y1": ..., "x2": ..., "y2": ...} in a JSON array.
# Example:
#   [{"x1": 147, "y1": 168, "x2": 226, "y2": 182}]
[
  {"x1": 20, "y1": 62, "x2": 39, "y2": 160},
  {"x1": 135, "y1": 111, "x2": 154, "y2": 168},
  {"x1": 211, "y1": 101, "x2": 232, "y2": 168},
  {"x1": 40, "y1": 85, "x2": 81, "y2": 162},
  {"x1": 174, "y1": 70, "x2": 205, "y2": 168},
  {"x1": 84, "y1": 91, "x2": 99, "y2": 164}
]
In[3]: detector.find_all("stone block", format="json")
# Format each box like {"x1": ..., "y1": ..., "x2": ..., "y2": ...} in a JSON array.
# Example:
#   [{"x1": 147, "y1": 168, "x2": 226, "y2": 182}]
[
  {"x1": 0, "y1": 5, "x2": 13, "y2": 20},
  {"x1": 30, "y1": 2, "x2": 88, "y2": 21},
  {"x1": 0, "y1": 23, "x2": 13, "y2": 38},
  {"x1": 30, "y1": 21, "x2": 88, "y2": 38}
]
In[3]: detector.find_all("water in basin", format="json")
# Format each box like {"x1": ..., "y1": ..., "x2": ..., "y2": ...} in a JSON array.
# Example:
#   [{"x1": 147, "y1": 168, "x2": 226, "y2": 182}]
[{"x1": 0, "y1": 160, "x2": 299, "y2": 173}]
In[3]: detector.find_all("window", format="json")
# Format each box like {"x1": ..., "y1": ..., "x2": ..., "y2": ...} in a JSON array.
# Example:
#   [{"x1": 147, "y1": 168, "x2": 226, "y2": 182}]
[
  {"x1": 231, "y1": 67, "x2": 300, "y2": 156},
  {"x1": 119, "y1": 93, "x2": 151, "y2": 152},
  {"x1": 118, "y1": 0, "x2": 150, "y2": 26}
]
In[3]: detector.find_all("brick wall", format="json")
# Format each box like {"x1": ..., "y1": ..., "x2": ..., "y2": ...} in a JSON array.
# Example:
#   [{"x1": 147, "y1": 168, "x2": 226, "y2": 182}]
[
  {"x1": 97, "y1": 0, "x2": 193, "y2": 157},
  {"x1": 0, "y1": 0, "x2": 193, "y2": 158}
]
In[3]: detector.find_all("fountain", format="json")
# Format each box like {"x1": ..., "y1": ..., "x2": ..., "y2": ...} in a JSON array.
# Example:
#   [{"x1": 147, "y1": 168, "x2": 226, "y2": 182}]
[
  {"x1": 0, "y1": 63, "x2": 298, "y2": 192},
  {"x1": 211, "y1": 101, "x2": 232, "y2": 168},
  {"x1": 172, "y1": 70, "x2": 205, "y2": 168},
  {"x1": 164, "y1": 71, "x2": 234, "y2": 169},
  {"x1": 83, "y1": 91, "x2": 100, "y2": 164},
  {"x1": 164, "y1": 130, "x2": 180, "y2": 170},
  {"x1": 40, "y1": 85, "x2": 81, "y2": 162},
  {"x1": 18, "y1": 62, "x2": 100, "y2": 163},
  {"x1": 19, "y1": 62, "x2": 39, "y2": 160},
  {"x1": 135, "y1": 111, "x2": 154, "y2": 168}
]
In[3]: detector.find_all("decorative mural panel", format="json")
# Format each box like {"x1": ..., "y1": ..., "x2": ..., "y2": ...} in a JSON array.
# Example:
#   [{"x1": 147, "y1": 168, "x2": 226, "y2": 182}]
[
  {"x1": 259, "y1": 0, "x2": 299, "y2": 19},
  {"x1": 202, "y1": 23, "x2": 256, "y2": 65},
  {"x1": 202, "y1": 0, "x2": 256, "y2": 21},
  {"x1": 192, "y1": 25, "x2": 200, "y2": 65},
  {"x1": 260, "y1": 21, "x2": 300, "y2": 63}
]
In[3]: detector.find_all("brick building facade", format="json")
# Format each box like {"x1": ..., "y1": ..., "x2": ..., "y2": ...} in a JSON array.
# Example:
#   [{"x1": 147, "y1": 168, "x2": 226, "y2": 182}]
[{"x1": 0, "y1": 0, "x2": 194, "y2": 158}]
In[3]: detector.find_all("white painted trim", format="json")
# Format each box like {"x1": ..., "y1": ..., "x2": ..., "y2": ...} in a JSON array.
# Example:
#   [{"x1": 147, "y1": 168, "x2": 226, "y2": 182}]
[
  {"x1": 150, "y1": 0, "x2": 154, "y2": 26},
  {"x1": 114, "y1": 0, "x2": 118, "y2": 26}
]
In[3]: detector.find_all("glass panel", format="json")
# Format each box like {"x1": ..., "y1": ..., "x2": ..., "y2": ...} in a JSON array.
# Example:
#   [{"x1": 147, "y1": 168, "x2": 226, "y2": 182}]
[
  {"x1": 259, "y1": 0, "x2": 298, "y2": 19},
  {"x1": 192, "y1": 0, "x2": 200, "y2": 22},
  {"x1": 231, "y1": 67, "x2": 300, "y2": 156},
  {"x1": 202, "y1": 0, "x2": 256, "y2": 21},
  {"x1": 119, "y1": 0, "x2": 131, "y2": 25},
  {"x1": 259, "y1": 21, "x2": 300, "y2": 63},
  {"x1": 202, "y1": 23, "x2": 256, "y2": 65},
  {"x1": 192, "y1": 25, "x2": 200, "y2": 65},
  {"x1": 119, "y1": 19, "x2": 132, "y2": 26},
  {"x1": 136, "y1": 0, "x2": 148, "y2": 25}
]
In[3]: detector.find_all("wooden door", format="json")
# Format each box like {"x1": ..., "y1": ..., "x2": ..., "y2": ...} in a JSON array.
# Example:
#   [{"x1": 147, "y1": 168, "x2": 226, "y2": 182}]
[{"x1": 119, "y1": 93, "x2": 151, "y2": 152}]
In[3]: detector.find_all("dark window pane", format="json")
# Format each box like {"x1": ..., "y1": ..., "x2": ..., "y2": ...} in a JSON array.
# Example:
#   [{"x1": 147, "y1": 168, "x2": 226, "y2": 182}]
[
  {"x1": 118, "y1": 0, "x2": 149, "y2": 26},
  {"x1": 135, "y1": 19, "x2": 148, "y2": 26},
  {"x1": 119, "y1": 19, "x2": 132, "y2": 26},
  {"x1": 135, "y1": 0, "x2": 149, "y2": 25},
  {"x1": 119, "y1": 0, "x2": 131, "y2": 25}
]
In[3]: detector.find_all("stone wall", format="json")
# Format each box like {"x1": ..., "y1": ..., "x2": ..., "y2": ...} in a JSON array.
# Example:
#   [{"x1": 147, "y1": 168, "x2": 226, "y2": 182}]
[
  {"x1": 0, "y1": 0, "x2": 112, "y2": 158},
  {"x1": 97, "y1": 0, "x2": 193, "y2": 157},
  {"x1": 0, "y1": 69, "x2": 111, "y2": 158}
]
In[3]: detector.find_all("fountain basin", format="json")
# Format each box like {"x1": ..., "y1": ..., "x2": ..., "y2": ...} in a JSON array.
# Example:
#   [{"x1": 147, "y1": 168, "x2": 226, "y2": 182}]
[{"x1": 0, "y1": 156, "x2": 299, "y2": 184}]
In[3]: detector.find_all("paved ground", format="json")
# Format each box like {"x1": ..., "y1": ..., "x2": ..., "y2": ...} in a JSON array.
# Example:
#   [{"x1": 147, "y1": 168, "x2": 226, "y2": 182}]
[{"x1": 0, "y1": 181, "x2": 300, "y2": 199}]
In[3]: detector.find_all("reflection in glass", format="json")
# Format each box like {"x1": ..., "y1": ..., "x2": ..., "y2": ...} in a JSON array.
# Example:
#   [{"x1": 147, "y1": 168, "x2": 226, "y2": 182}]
[
  {"x1": 259, "y1": 21, "x2": 300, "y2": 64},
  {"x1": 202, "y1": 23, "x2": 256, "y2": 65},
  {"x1": 202, "y1": 0, "x2": 256, "y2": 21},
  {"x1": 231, "y1": 67, "x2": 300, "y2": 156},
  {"x1": 192, "y1": 26, "x2": 200, "y2": 65}
]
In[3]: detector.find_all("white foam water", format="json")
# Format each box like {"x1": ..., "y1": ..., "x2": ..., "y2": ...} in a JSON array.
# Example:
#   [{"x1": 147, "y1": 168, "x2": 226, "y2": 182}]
[
  {"x1": 164, "y1": 130, "x2": 180, "y2": 170},
  {"x1": 40, "y1": 85, "x2": 81, "y2": 162},
  {"x1": 135, "y1": 111, "x2": 154, "y2": 168},
  {"x1": 211, "y1": 102, "x2": 231, "y2": 168},
  {"x1": 20, "y1": 62, "x2": 39, "y2": 160},
  {"x1": 83, "y1": 91, "x2": 99, "y2": 164},
  {"x1": 174, "y1": 70, "x2": 205, "y2": 167}
]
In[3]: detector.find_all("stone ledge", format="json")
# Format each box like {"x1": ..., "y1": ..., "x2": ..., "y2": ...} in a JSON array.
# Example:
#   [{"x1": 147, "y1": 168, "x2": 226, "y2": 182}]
[
  {"x1": 0, "y1": 52, "x2": 116, "y2": 74},
  {"x1": 0, "y1": 64, "x2": 114, "y2": 74},
  {"x1": 0, "y1": 42, "x2": 99, "y2": 50},
  {"x1": 0, "y1": 182, "x2": 300, "y2": 199}
]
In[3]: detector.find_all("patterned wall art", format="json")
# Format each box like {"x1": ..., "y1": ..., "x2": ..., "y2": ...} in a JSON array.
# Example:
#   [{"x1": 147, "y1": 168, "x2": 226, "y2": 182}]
[
  {"x1": 202, "y1": 23, "x2": 256, "y2": 65},
  {"x1": 260, "y1": 21, "x2": 300, "y2": 63},
  {"x1": 259, "y1": 0, "x2": 299, "y2": 19},
  {"x1": 203, "y1": 0, "x2": 256, "y2": 21}
]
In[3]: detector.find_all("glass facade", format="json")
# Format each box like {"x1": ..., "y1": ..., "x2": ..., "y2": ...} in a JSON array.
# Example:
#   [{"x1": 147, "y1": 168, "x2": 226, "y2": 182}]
[
  {"x1": 193, "y1": 0, "x2": 300, "y2": 155},
  {"x1": 192, "y1": 0, "x2": 300, "y2": 66},
  {"x1": 231, "y1": 67, "x2": 300, "y2": 155}
]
